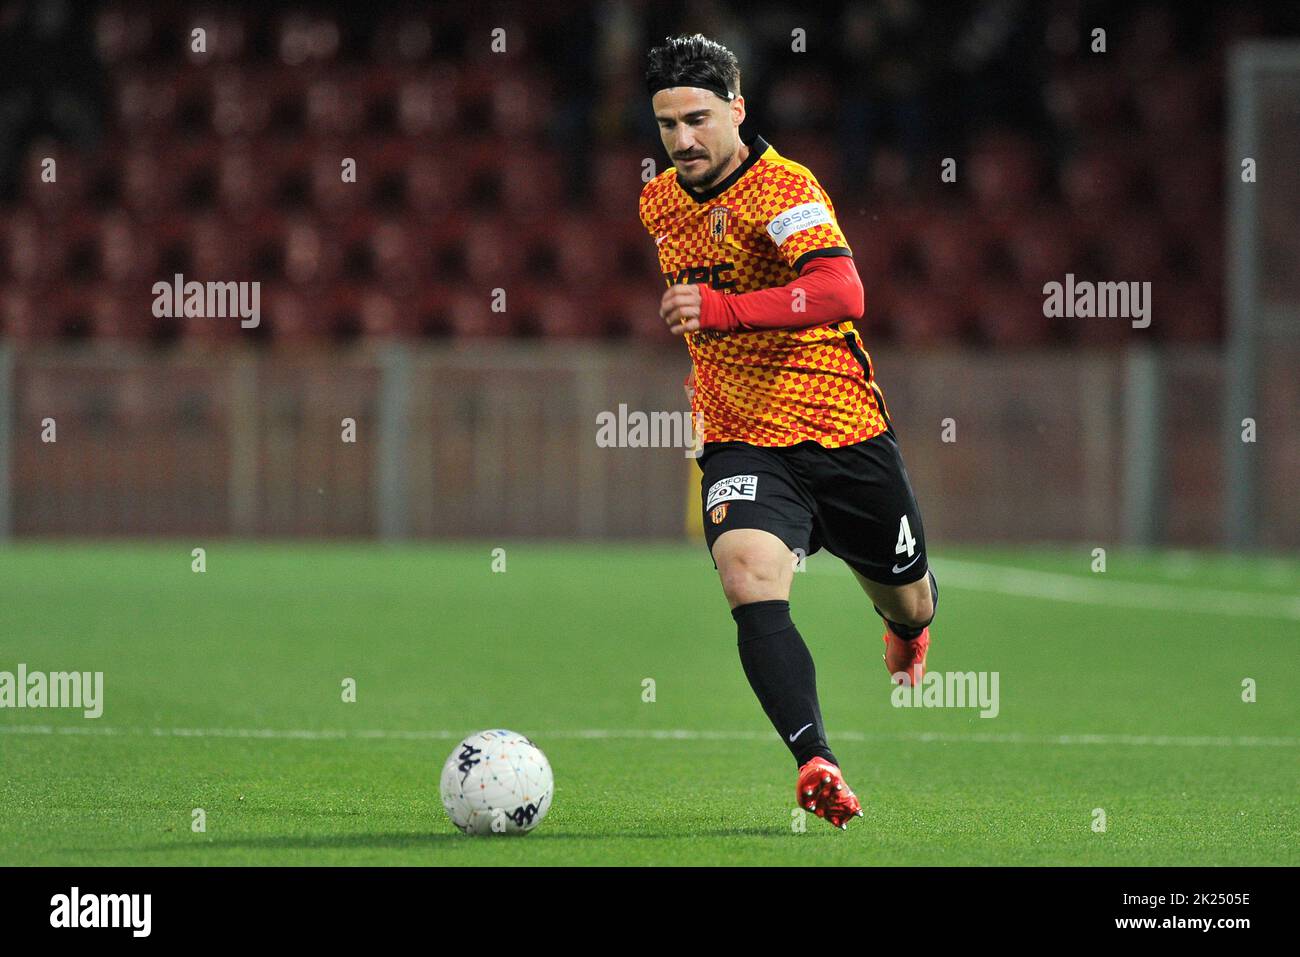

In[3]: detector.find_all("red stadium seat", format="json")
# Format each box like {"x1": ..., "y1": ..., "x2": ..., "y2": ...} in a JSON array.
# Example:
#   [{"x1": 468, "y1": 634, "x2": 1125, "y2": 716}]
[
  {"x1": 393, "y1": 66, "x2": 460, "y2": 137},
  {"x1": 113, "y1": 70, "x2": 179, "y2": 133},
  {"x1": 491, "y1": 71, "x2": 555, "y2": 139},
  {"x1": 4, "y1": 213, "x2": 66, "y2": 284},
  {"x1": 359, "y1": 289, "x2": 404, "y2": 338},
  {"x1": 404, "y1": 149, "x2": 467, "y2": 215},
  {"x1": 1060, "y1": 145, "x2": 1139, "y2": 223},
  {"x1": 93, "y1": 6, "x2": 156, "y2": 65},
  {"x1": 549, "y1": 214, "x2": 619, "y2": 285},
  {"x1": 305, "y1": 71, "x2": 367, "y2": 135},
  {"x1": 318, "y1": 284, "x2": 365, "y2": 338},
  {"x1": 118, "y1": 143, "x2": 183, "y2": 219},
  {"x1": 0, "y1": 286, "x2": 46, "y2": 340},
  {"x1": 913, "y1": 212, "x2": 986, "y2": 286},
  {"x1": 412, "y1": 282, "x2": 457, "y2": 338},
  {"x1": 532, "y1": 290, "x2": 595, "y2": 339},
  {"x1": 0, "y1": 6, "x2": 1228, "y2": 351},
  {"x1": 1154, "y1": 283, "x2": 1222, "y2": 343},
  {"x1": 457, "y1": 139, "x2": 506, "y2": 210},
  {"x1": 19, "y1": 143, "x2": 88, "y2": 215},
  {"x1": 1088, "y1": 215, "x2": 1168, "y2": 281},
  {"x1": 217, "y1": 141, "x2": 277, "y2": 220},
  {"x1": 996, "y1": 213, "x2": 1081, "y2": 286},
  {"x1": 42, "y1": 285, "x2": 94, "y2": 339},
  {"x1": 365, "y1": 216, "x2": 432, "y2": 284},
  {"x1": 498, "y1": 150, "x2": 566, "y2": 215},
  {"x1": 890, "y1": 284, "x2": 966, "y2": 347},
  {"x1": 1149, "y1": 143, "x2": 1221, "y2": 228},
  {"x1": 88, "y1": 284, "x2": 162, "y2": 340},
  {"x1": 261, "y1": 284, "x2": 313, "y2": 341},
  {"x1": 615, "y1": 219, "x2": 660, "y2": 279},
  {"x1": 594, "y1": 149, "x2": 652, "y2": 217},
  {"x1": 96, "y1": 212, "x2": 160, "y2": 283},
  {"x1": 839, "y1": 209, "x2": 901, "y2": 294},
  {"x1": 462, "y1": 217, "x2": 512, "y2": 285},
  {"x1": 448, "y1": 286, "x2": 521, "y2": 338},
  {"x1": 186, "y1": 8, "x2": 251, "y2": 65},
  {"x1": 308, "y1": 144, "x2": 367, "y2": 223},
  {"x1": 210, "y1": 66, "x2": 273, "y2": 137},
  {"x1": 972, "y1": 283, "x2": 1054, "y2": 347},
  {"x1": 274, "y1": 12, "x2": 343, "y2": 67},
  {"x1": 968, "y1": 132, "x2": 1042, "y2": 213},
  {"x1": 185, "y1": 214, "x2": 246, "y2": 277},
  {"x1": 602, "y1": 284, "x2": 671, "y2": 342}
]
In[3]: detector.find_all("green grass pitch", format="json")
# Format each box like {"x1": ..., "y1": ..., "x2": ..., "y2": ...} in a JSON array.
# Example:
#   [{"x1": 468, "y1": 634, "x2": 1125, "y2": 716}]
[{"x1": 1, "y1": 542, "x2": 1296, "y2": 866}]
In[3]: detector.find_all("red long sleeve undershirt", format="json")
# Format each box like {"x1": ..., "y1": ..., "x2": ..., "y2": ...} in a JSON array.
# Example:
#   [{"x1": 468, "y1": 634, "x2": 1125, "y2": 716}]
[{"x1": 695, "y1": 255, "x2": 865, "y2": 333}]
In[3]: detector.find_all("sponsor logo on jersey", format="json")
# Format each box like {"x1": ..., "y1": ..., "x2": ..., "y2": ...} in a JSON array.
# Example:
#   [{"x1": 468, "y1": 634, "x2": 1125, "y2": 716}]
[
  {"x1": 706, "y1": 474, "x2": 758, "y2": 510},
  {"x1": 662, "y1": 263, "x2": 737, "y2": 291},
  {"x1": 766, "y1": 201, "x2": 833, "y2": 247}
]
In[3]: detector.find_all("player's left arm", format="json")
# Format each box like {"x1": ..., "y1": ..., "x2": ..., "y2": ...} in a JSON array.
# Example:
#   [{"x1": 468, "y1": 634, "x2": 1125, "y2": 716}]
[{"x1": 660, "y1": 175, "x2": 864, "y2": 335}]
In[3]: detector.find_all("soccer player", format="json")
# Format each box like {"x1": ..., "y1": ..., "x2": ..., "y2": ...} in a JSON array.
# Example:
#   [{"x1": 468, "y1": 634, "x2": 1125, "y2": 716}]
[{"x1": 640, "y1": 35, "x2": 939, "y2": 830}]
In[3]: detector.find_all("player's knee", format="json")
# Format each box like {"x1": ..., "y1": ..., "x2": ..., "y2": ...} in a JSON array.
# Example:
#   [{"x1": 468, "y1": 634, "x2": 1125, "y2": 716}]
[
  {"x1": 880, "y1": 571, "x2": 937, "y2": 629},
  {"x1": 891, "y1": 589, "x2": 934, "y2": 628},
  {"x1": 718, "y1": 549, "x2": 788, "y2": 605}
]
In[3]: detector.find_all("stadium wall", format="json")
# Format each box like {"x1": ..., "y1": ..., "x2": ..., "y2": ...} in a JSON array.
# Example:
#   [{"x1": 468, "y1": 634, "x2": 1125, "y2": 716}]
[{"x1": 2, "y1": 343, "x2": 1292, "y2": 548}]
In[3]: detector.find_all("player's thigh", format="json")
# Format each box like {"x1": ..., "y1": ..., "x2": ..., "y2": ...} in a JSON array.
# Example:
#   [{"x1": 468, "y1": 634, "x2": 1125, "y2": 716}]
[
  {"x1": 800, "y1": 430, "x2": 930, "y2": 600},
  {"x1": 699, "y1": 442, "x2": 813, "y2": 608},
  {"x1": 711, "y1": 527, "x2": 796, "y2": 608}
]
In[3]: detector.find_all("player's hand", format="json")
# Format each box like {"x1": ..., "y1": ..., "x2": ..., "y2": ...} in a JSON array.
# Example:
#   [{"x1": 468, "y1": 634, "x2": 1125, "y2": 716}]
[{"x1": 660, "y1": 284, "x2": 703, "y2": 335}]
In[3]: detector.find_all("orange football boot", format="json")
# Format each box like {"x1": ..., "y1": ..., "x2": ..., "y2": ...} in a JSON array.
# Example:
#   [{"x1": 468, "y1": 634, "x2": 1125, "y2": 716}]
[
  {"x1": 883, "y1": 625, "x2": 930, "y2": 686},
  {"x1": 796, "y1": 757, "x2": 863, "y2": 830}
]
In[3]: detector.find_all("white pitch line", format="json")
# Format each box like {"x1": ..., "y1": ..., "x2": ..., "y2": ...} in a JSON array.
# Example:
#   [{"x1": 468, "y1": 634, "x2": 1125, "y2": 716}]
[
  {"x1": 806, "y1": 556, "x2": 1300, "y2": 621},
  {"x1": 1, "y1": 724, "x2": 1296, "y2": 748}
]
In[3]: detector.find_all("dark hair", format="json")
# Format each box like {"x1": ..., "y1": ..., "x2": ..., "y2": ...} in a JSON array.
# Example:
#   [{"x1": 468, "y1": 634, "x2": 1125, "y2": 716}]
[{"x1": 645, "y1": 34, "x2": 741, "y2": 101}]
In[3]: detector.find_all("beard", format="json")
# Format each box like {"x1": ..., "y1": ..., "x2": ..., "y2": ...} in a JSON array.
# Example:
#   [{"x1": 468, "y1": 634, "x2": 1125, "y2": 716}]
[{"x1": 675, "y1": 147, "x2": 734, "y2": 189}]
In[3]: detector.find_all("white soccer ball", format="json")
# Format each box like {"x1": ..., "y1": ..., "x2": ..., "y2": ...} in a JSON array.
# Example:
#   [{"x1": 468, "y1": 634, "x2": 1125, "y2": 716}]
[{"x1": 439, "y1": 729, "x2": 554, "y2": 835}]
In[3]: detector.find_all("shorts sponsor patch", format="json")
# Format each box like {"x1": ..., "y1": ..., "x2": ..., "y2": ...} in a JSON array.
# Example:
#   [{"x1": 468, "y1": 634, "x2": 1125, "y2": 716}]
[
  {"x1": 706, "y1": 474, "x2": 758, "y2": 510},
  {"x1": 766, "y1": 202, "x2": 833, "y2": 247}
]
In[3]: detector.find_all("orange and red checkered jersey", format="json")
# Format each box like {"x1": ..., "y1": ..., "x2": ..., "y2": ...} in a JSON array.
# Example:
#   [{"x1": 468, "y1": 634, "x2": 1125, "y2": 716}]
[{"x1": 639, "y1": 135, "x2": 889, "y2": 449}]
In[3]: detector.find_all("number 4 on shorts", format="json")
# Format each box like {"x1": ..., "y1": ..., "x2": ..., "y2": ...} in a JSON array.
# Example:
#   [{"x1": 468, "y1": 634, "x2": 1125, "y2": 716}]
[{"x1": 896, "y1": 515, "x2": 916, "y2": 558}]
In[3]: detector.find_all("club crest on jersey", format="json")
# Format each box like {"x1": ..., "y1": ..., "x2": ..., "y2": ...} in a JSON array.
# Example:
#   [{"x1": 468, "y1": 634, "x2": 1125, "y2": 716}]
[
  {"x1": 710, "y1": 503, "x2": 729, "y2": 525},
  {"x1": 709, "y1": 206, "x2": 729, "y2": 242}
]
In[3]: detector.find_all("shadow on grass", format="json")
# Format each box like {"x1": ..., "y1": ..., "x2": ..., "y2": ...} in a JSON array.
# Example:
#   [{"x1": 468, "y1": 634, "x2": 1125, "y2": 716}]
[{"x1": 75, "y1": 826, "x2": 789, "y2": 854}]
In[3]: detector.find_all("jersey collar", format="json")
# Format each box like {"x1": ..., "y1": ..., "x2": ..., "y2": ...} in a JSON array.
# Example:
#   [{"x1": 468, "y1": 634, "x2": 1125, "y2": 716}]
[{"x1": 677, "y1": 134, "x2": 770, "y2": 204}]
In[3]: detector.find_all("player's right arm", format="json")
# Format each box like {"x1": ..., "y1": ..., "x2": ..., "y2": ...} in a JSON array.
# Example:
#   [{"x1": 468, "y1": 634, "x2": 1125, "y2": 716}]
[
  {"x1": 652, "y1": 164, "x2": 865, "y2": 336},
  {"x1": 661, "y1": 255, "x2": 864, "y2": 335}
]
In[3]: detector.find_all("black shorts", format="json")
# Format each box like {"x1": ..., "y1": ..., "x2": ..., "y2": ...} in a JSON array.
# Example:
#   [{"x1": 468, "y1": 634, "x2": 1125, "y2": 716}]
[{"x1": 698, "y1": 428, "x2": 928, "y2": 586}]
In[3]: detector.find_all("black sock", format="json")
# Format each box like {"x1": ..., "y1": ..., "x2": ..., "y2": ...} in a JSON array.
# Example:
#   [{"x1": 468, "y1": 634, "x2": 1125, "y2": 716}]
[
  {"x1": 732, "y1": 600, "x2": 837, "y2": 768},
  {"x1": 875, "y1": 570, "x2": 938, "y2": 641}
]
